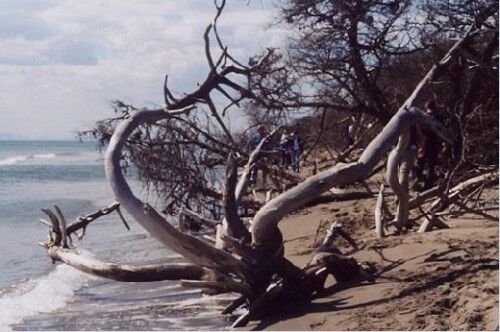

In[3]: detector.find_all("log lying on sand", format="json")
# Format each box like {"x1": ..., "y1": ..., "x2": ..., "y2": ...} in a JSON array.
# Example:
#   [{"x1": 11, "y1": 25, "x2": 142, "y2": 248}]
[
  {"x1": 250, "y1": 106, "x2": 452, "y2": 248},
  {"x1": 409, "y1": 171, "x2": 498, "y2": 210},
  {"x1": 36, "y1": 8, "x2": 496, "y2": 328},
  {"x1": 48, "y1": 247, "x2": 211, "y2": 282},
  {"x1": 40, "y1": 206, "x2": 251, "y2": 295}
]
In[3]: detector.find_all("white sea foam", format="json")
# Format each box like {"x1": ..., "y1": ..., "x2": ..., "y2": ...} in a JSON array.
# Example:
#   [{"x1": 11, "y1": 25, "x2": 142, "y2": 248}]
[
  {"x1": 33, "y1": 153, "x2": 57, "y2": 159},
  {"x1": 0, "y1": 156, "x2": 28, "y2": 165},
  {"x1": 0, "y1": 258, "x2": 92, "y2": 330},
  {"x1": 0, "y1": 153, "x2": 61, "y2": 166},
  {"x1": 0, "y1": 152, "x2": 101, "y2": 166}
]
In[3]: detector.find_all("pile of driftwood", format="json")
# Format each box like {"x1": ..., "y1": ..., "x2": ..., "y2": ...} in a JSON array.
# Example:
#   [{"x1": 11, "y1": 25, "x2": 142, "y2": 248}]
[{"x1": 37, "y1": 1, "x2": 497, "y2": 328}]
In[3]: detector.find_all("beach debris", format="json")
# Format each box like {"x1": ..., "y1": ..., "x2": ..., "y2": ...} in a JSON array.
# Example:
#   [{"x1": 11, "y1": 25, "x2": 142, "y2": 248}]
[{"x1": 34, "y1": 2, "x2": 498, "y2": 329}]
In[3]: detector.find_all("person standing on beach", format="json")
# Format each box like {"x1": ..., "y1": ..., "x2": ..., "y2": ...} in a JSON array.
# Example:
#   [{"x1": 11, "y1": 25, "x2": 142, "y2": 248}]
[
  {"x1": 248, "y1": 125, "x2": 267, "y2": 185},
  {"x1": 249, "y1": 125, "x2": 265, "y2": 153},
  {"x1": 278, "y1": 129, "x2": 290, "y2": 168},
  {"x1": 289, "y1": 131, "x2": 302, "y2": 173},
  {"x1": 346, "y1": 116, "x2": 356, "y2": 147},
  {"x1": 413, "y1": 100, "x2": 447, "y2": 190}
]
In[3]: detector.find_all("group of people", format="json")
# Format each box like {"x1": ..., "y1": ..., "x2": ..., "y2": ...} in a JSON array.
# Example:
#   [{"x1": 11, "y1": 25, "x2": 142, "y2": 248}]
[
  {"x1": 248, "y1": 125, "x2": 303, "y2": 185},
  {"x1": 246, "y1": 99, "x2": 446, "y2": 189}
]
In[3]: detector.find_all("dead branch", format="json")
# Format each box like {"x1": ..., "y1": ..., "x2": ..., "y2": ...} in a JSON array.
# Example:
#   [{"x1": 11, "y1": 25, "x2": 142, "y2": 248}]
[
  {"x1": 375, "y1": 183, "x2": 385, "y2": 238},
  {"x1": 177, "y1": 207, "x2": 220, "y2": 230},
  {"x1": 386, "y1": 132, "x2": 412, "y2": 229},
  {"x1": 234, "y1": 127, "x2": 281, "y2": 205},
  {"x1": 105, "y1": 108, "x2": 250, "y2": 278},
  {"x1": 48, "y1": 247, "x2": 211, "y2": 282},
  {"x1": 64, "y1": 202, "x2": 130, "y2": 237},
  {"x1": 251, "y1": 106, "x2": 452, "y2": 249}
]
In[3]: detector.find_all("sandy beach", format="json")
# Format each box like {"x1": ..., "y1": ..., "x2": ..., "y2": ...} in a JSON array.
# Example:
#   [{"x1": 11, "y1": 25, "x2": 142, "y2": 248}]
[{"x1": 245, "y1": 172, "x2": 498, "y2": 330}]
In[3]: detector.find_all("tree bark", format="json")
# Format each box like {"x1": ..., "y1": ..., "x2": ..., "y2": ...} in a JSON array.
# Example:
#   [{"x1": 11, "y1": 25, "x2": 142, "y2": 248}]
[
  {"x1": 105, "y1": 108, "x2": 248, "y2": 277},
  {"x1": 251, "y1": 107, "x2": 451, "y2": 248},
  {"x1": 375, "y1": 183, "x2": 385, "y2": 238},
  {"x1": 48, "y1": 247, "x2": 211, "y2": 282}
]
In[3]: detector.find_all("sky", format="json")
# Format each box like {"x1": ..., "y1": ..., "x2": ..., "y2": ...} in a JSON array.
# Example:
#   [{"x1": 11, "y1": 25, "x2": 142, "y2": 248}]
[{"x1": 0, "y1": 0, "x2": 286, "y2": 140}]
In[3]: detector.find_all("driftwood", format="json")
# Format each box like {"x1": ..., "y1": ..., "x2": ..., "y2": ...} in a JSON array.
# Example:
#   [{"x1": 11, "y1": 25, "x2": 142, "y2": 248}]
[
  {"x1": 36, "y1": 4, "x2": 497, "y2": 328},
  {"x1": 410, "y1": 171, "x2": 498, "y2": 223},
  {"x1": 235, "y1": 127, "x2": 281, "y2": 205},
  {"x1": 178, "y1": 207, "x2": 219, "y2": 232},
  {"x1": 49, "y1": 248, "x2": 211, "y2": 282},
  {"x1": 429, "y1": 172, "x2": 498, "y2": 211},
  {"x1": 418, "y1": 216, "x2": 451, "y2": 233},
  {"x1": 250, "y1": 107, "x2": 452, "y2": 249},
  {"x1": 374, "y1": 183, "x2": 385, "y2": 238},
  {"x1": 249, "y1": 14, "x2": 490, "y2": 248},
  {"x1": 385, "y1": 132, "x2": 414, "y2": 229},
  {"x1": 409, "y1": 171, "x2": 497, "y2": 210},
  {"x1": 215, "y1": 128, "x2": 281, "y2": 249}
]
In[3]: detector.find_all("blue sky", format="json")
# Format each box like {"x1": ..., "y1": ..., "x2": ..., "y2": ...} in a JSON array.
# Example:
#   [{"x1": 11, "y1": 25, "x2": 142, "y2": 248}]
[{"x1": 0, "y1": 0, "x2": 285, "y2": 139}]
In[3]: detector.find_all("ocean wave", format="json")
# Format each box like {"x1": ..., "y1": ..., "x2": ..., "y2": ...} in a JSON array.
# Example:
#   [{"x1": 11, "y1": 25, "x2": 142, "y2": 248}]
[
  {"x1": 33, "y1": 153, "x2": 57, "y2": 159},
  {"x1": 0, "y1": 156, "x2": 28, "y2": 166},
  {"x1": 0, "y1": 153, "x2": 58, "y2": 166},
  {"x1": 0, "y1": 253, "x2": 92, "y2": 330}
]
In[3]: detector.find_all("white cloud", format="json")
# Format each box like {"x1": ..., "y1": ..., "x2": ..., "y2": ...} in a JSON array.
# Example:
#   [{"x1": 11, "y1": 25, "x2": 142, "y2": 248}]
[{"x1": 0, "y1": 0, "x2": 285, "y2": 139}]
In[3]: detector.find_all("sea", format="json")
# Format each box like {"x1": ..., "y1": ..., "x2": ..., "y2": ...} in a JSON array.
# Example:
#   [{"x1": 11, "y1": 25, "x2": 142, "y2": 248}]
[{"x1": 0, "y1": 140, "x2": 232, "y2": 330}]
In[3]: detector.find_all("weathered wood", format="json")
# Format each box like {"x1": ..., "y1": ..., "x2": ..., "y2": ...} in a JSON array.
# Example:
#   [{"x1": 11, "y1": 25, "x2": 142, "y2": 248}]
[
  {"x1": 448, "y1": 172, "x2": 498, "y2": 196},
  {"x1": 234, "y1": 127, "x2": 280, "y2": 206},
  {"x1": 48, "y1": 246, "x2": 211, "y2": 282},
  {"x1": 418, "y1": 216, "x2": 450, "y2": 233},
  {"x1": 265, "y1": 190, "x2": 273, "y2": 203},
  {"x1": 428, "y1": 172, "x2": 498, "y2": 212},
  {"x1": 375, "y1": 183, "x2": 385, "y2": 238},
  {"x1": 178, "y1": 207, "x2": 219, "y2": 228},
  {"x1": 396, "y1": 143, "x2": 415, "y2": 228},
  {"x1": 53, "y1": 205, "x2": 69, "y2": 248},
  {"x1": 41, "y1": 208, "x2": 61, "y2": 245},
  {"x1": 408, "y1": 185, "x2": 441, "y2": 209},
  {"x1": 36, "y1": 9, "x2": 496, "y2": 330},
  {"x1": 251, "y1": 107, "x2": 452, "y2": 248},
  {"x1": 177, "y1": 207, "x2": 221, "y2": 235},
  {"x1": 104, "y1": 108, "x2": 248, "y2": 277},
  {"x1": 221, "y1": 295, "x2": 246, "y2": 315},
  {"x1": 38, "y1": 218, "x2": 53, "y2": 228},
  {"x1": 217, "y1": 152, "x2": 250, "y2": 249},
  {"x1": 180, "y1": 277, "x2": 251, "y2": 297},
  {"x1": 409, "y1": 172, "x2": 497, "y2": 212},
  {"x1": 386, "y1": 132, "x2": 412, "y2": 228},
  {"x1": 418, "y1": 217, "x2": 433, "y2": 232},
  {"x1": 250, "y1": 18, "x2": 483, "y2": 250},
  {"x1": 66, "y1": 202, "x2": 126, "y2": 235}
]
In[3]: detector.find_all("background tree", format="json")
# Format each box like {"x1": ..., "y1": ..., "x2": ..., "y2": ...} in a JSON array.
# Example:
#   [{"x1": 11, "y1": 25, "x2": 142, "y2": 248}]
[{"x1": 249, "y1": 0, "x2": 497, "y2": 167}]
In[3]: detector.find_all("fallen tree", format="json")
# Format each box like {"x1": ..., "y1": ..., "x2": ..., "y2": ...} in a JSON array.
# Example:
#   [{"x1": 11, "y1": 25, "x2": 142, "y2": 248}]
[{"x1": 38, "y1": 1, "x2": 497, "y2": 328}]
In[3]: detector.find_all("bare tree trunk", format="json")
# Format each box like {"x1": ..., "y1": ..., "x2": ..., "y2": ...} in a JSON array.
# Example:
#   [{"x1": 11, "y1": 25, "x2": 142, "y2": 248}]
[
  {"x1": 105, "y1": 109, "x2": 248, "y2": 276},
  {"x1": 47, "y1": 247, "x2": 211, "y2": 282},
  {"x1": 397, "y1": 148, "x2": 415, "y2": 228},
  {"x1": 386, "y1": 132, "x2": 415, "y2": 229},
  {"x1": 251, "y1": 107, "x2": 452, "y2": 248}
]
